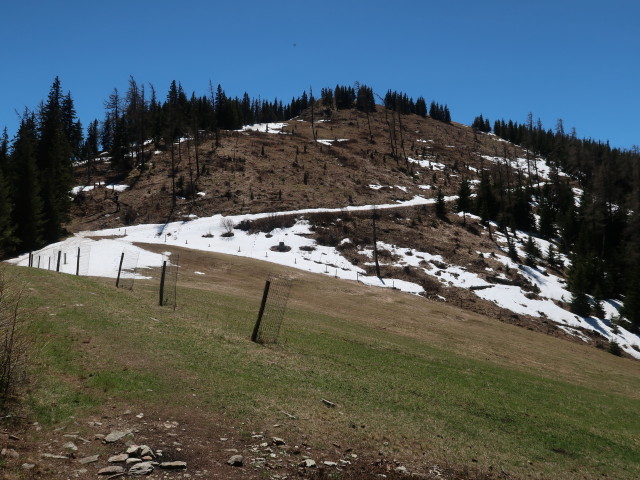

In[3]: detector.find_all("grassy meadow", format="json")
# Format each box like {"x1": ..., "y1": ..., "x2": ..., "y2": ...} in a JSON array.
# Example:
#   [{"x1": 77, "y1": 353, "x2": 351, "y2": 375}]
[{"x1": 6, "y1": 245, "x2": 640, "y2": 479}]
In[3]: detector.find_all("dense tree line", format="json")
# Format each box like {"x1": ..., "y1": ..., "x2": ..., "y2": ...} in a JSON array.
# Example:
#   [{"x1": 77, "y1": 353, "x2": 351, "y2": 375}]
[
  {"x1": 472, "y1": 114, "x2": 491, "y2": 132},
  {"x1": 473, "y1": 113, "x2": 640, "y2": 331},
  {"x1": 0, "y1": 78, "x2": 79, "y2": 256}
]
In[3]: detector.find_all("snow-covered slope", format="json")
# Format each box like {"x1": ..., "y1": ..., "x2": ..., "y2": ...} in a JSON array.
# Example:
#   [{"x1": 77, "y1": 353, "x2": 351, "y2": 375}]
[{"x1": 8, "y1": 198, "x2": 640, "y2": 359}]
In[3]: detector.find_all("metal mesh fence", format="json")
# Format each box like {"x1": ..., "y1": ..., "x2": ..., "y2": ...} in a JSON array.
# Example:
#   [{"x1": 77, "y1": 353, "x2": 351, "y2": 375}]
[
  {"x1": 117, "y1": 249, "x2": 140, "y2": 290},
  {"x1": 30, "y1": 240, "x2": 92, "y2": 276},
  {"x1": 253, "y1": 275, "x2": 293, "y2": 344},
  {"x1": 160, "y1": 254, "x2": 179, "y2": 308}
]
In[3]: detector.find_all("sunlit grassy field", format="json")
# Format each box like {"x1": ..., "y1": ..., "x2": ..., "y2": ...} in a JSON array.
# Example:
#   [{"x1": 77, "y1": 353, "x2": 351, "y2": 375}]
[{"x1": 10, "y1": 245, "x2": 640, "y2": 479}]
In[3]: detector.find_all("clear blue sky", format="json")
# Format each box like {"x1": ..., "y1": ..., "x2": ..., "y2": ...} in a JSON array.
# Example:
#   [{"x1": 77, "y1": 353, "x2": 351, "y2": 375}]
[{"x1": 1, "y1": 0, "x2": 638, "y2": 149}]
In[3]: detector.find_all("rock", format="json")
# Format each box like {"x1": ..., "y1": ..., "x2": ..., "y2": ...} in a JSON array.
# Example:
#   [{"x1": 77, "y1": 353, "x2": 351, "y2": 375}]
[
  {"x1": 227, "y1": 454, "x2": 244, "y2": 467},
  {"x1": 1, "y1": 447, "x2": 19, "y2": 459},
  {"x1": 142, "y1": 455, "x2": 153, "y2": 461},
  {"x1": 63, "y1": 441, "x2": 77, "y2": 451},
  {"x1": 41, "y1": 453, "x2": 68, "y2": 459},
  {"x1": 394, "y1": 465, "x2": 408, "y2": 474},
  {"x1": 108, "y1": 453, "x2": 129, "y2": 463},
  {"x1": 321, "y1": 398, "x2": 337, "y2": 408},
  {"x1": 22, "y1": 463, "x2": 36, "y2": 469},
  {"x1": 160, "y1": 461, "x2": 187, "y2": 469},
  {"x1": 128, "y1": 461, "x2": 154, "y2": 475},
  {"x1": 272, "y1": 437, "x2": 286, "y2": 446},
  {"x1": 104, "y1": 430, "x2": 131, "y2": 443},
  {"x1": 126, "y1": 458, "x2": 142, "y2": 464},
  {"x1": 323, "y1": 461, "x2": 338, "y2": 466},
  {"x1": 300, "y1": 458, "x2": 316, "y2": 468},
  {"x1": 78, "y1": 454, "x2": 100, "y2": 464},
  {"x1": 98, "y1": 465, "x2": 125, "y2": 475},
  {"x1": 139, "y1": 445, "x2": 154, "y2": 457},
  {"x1": 127, "y1": 445, "x2": 140, "y2": 455}
]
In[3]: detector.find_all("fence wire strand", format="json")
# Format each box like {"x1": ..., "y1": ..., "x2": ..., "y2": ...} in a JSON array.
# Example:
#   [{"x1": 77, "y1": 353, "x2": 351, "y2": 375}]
[{"x1": 255, "y1": 275, "x2": 292, "y2": 344}]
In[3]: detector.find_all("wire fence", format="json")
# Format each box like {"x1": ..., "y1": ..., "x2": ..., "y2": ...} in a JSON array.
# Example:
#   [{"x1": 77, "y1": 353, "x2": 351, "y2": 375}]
[
  {"x1": 116, "y1": 249, "x2": 140, "y2": 290},
  {"x1": 160, "y1": 254, "x2": 179, "y2": 308},
  {"x1": 252, "y1": 274, "x2": 293, "y2": 344},
  {"x1": 29, "y1": 240, "x2": 92, "y2": 276}
]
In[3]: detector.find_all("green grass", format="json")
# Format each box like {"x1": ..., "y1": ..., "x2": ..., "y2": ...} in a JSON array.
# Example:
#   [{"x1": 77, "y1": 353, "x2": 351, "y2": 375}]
[{"x1": 8, "y1": 260, "x2": 640, "y2": 479}]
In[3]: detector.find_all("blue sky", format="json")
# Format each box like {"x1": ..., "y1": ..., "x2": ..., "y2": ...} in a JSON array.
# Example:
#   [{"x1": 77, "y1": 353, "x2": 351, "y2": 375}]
[{"x1": 1, "y1": 0, "x2": 638, "y2": 149}]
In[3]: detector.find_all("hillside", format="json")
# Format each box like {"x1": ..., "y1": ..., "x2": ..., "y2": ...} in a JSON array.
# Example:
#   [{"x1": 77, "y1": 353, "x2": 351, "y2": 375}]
[
  {"x1": 1, "y1": 258, "x2": 639, "y2": 479},
  {"x1": 45, "y1": 105, "x2": 639, "y2": 358}
]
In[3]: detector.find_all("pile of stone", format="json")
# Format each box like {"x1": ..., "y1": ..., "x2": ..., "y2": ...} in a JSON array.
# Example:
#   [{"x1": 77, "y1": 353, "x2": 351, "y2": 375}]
[{"x1": 97, "y1": 443, "x2": 186, "y2": 476}]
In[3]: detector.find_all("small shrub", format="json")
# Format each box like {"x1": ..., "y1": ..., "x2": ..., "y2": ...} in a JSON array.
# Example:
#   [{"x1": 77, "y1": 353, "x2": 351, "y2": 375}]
[
  {"x1": 608, "y1": 341, "x2": 623, "y2": 357},
  {"x1": 221, "y1": 218, "x2": 235, "y2": 237}
]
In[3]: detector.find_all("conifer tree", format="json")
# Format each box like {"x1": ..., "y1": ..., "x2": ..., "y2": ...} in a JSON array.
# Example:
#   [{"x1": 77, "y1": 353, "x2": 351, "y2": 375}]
[
  {"x1": 456, "y1": 178, "x2": 472, "y2": 225},
  {"x1": 10, "y1": 113, "x2": 44, "y2": 251},
  {"x1": 524, "y1": 236, "x2": 540, "y2": 267},
  {"x1": 435, "y1": 187, "x2": 447, "y2": 219},
  {"x1": 37, "y1": 77, "x2": 74, "y2": 242},
  {"x1": 415, "y1": 97, "x2": 427, "y2": 117},
  {"x1": 0, "y1": 128, "x2": 14, "y2": 255}
]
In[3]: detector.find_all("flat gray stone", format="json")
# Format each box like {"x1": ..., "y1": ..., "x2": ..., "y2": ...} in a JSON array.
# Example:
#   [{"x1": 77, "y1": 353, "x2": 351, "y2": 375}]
[
  {"x1": 126, "y1": 457, "x2": 142, "y2": 464},
  {"x1": 78, "y1": 454, "x2": 100, "y2": 464},
  {"x1": 227, "y1": 454, "x2": 244, "y2": 467},
  {"x1": 63, "y1": 441, "x2": 77, "y2": 451},
  {"x1": 108, "y1": 453, "x2": 129, "y2": 463},
  {"x1": 127, "y1": 445, "x2": 140, "y2": 455},
  {"x1": 1, "y1": 448, "x2": 19, "y2": 459},
  {"x1": 140, "y1": 445, "x2": 154, "y2": 457},
  {"x1": 98, "y1": 465, "x2": 125, "y2": 475},
  {"x1": 271, "y1": 437, "x2": 286, "y2": 446},
  {"x1": 128, "y1": 461, "x2": 154, "y2": 475},
  {"x1": 300, "y1": 458, "x2": 316, "y2": 468},
  {"x1": 104, "y1": 430, "x2": 131, "y2": 443},
  {"x1": 41, "y1": 453, "x2": 68, "y2": 459},
  {"x1": 160, "y1": 461, "x2": 187, "y2": 469}
]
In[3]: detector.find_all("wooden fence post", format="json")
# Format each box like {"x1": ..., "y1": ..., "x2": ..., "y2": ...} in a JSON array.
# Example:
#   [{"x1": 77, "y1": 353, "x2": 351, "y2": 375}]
[
  {"x1": 115, "y1": 252, "x2": 125, "y2": 288},
  {"x1": 159, "y1": 261, "x2": 167, "y2": 306},
  {"x1": 251, "y1": 280, "x2": 271, "y2": 343}
]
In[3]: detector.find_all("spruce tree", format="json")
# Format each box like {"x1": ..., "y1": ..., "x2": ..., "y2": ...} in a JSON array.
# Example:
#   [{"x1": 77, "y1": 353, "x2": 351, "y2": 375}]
[
  {"x1": 0, "y1": 159, "x2": 15, "y2": 256},
  {"x1": 524, "y1": 236, "x2": 540, "y2": 267},
  {"x1": 456, "y1": 178, "x2": 472, "y2": 225},
  {"x1": 435, "y1": 187, "x2": 447, "y2": 219},
  {"x1": 37, "y1": 77, "x2": 74, "y2": 242},
  {"x1": 10, "y1": 113, "x2": 44, "y2": 251}
]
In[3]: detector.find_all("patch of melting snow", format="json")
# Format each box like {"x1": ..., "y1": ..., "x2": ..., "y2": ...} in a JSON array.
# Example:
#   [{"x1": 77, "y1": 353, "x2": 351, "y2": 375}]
[
  {"x1": 407, "y1": 157, "x2": 444, "y2": 169},
  {"x1": 240, "y1": 122, "x2": 288, "y2": 133},
  {"x1": 316, "y1": 139, "x2": 349, "y2": 146},
  {"x1": 8, "y1": 198, "x2": 639, "y2": 358}
]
